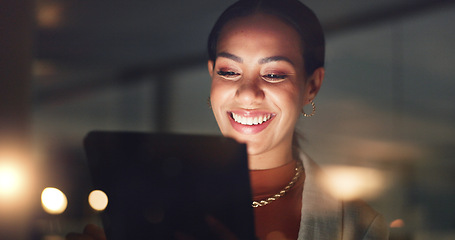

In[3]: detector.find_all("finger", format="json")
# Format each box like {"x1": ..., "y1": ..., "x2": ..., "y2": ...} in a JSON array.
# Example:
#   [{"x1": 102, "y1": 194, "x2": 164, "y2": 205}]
[{"x1": 83, "y1": 224, "x2": 107, "y2": 240}]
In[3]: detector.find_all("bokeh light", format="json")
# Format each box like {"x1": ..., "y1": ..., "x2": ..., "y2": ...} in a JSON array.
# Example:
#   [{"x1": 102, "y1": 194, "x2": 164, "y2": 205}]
[
  {"x1": 88, "y1": 190, "x2": 108, "y2": 211},
  {"x1": 41, "y1": 187, "x2": 67, "y2": 214},
  {"x1": 36, "y1": 1, "x2": 65, "y2": 29},
  {"x1": 0, "y1": 149, "x2": 36, "y2": 219},
  {"x1": 390, "y1": 218, "x2": 405, "y2": 228},
  {"x1": 0, "y1": 163, "x2": 22, "y2": 198},
  {"x1": 321, "y1": 165, "x2": 385, "y2": 201}
]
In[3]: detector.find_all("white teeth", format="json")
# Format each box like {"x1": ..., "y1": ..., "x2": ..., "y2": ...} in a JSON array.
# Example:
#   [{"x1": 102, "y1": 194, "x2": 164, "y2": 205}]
[{"x1": 231, "y1": 113, "x2": 272, "y2": 125}]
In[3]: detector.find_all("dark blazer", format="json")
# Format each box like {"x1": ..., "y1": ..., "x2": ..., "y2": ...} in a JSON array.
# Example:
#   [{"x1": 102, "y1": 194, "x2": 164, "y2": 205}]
[{"x1": 298, "y1": 153, "x2": 389, "y2": 240}]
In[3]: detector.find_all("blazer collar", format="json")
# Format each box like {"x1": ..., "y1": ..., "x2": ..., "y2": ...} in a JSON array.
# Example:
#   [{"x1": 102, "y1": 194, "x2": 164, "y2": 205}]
[{"x1": 298, "y1": 152, "x2": 343, "y2": 240}]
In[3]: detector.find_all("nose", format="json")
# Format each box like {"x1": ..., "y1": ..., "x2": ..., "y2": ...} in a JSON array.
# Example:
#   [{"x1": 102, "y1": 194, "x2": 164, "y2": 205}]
[{"x1": 235, "y1": 78, "x2": 264, "y2": 106}]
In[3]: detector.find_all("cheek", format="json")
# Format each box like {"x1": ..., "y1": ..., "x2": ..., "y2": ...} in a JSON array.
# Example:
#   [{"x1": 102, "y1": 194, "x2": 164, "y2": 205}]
[
  {"x1": 210, "y1": 80, "x2": 222, "y2": 106},
  {"x1": 295, "y1": 81, "x2": 307, "y2": 109},
  {"x1": 210, "y1": 81, "x2": 231, "y2": 121},
  {"x1": 210, "y1": 80, "x2": 234, "y2": 104},
  {"x1": 270, "y1": 84, "x2": 304, "y2": 111},
  {"x1": 286, "y1": 94, "x2": 303, "y2": 116}
]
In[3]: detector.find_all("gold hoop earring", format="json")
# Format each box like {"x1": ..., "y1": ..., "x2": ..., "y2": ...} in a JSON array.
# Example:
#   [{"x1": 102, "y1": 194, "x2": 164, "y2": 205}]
[{"x1": 302, "y1": 100, "x2": 316, "y2": 117}]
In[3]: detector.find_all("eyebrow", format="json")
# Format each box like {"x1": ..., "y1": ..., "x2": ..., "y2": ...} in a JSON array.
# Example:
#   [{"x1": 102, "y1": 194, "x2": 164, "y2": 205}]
[
  {"x1": 217, "y1": 52, "x2": 294, "y2": 66},
  {"x1": 217, "y1": 52, "x2": 243, "y2": 63},
  {"x1": 259, "y1": 56, "x2": 295, "y2": 66}
]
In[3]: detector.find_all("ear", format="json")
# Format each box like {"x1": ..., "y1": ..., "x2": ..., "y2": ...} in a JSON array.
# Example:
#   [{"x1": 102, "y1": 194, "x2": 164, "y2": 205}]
[
  {"x1": 304, "y1": 67, "x2": 324, "y2": 105},
  {"x1": 208, "y1": 60, "x2": 214, "y2": 77}
]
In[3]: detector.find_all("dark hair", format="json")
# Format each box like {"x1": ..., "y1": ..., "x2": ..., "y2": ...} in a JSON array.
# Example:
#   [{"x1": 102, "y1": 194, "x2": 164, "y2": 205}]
[{"x1": 207, "y1": 0, "x2": 325, "y2": 76}]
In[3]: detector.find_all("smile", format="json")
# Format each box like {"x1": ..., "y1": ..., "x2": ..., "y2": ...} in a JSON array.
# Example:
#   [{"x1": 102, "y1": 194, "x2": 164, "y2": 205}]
[{"x1": 231, "y1": 112, "x2": 273, "y2": 125}]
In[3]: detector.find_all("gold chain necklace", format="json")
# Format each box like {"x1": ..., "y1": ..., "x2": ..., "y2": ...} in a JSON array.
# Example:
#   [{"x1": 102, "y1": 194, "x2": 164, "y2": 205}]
[{"x1": 251, "y1": 161, "x2": 303, "y2": 208}]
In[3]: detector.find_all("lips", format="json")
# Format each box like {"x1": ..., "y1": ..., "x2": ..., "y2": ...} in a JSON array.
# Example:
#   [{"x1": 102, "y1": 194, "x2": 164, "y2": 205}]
[{"x1": 228, "y1": 111, "x2": 275, "y2": 134}]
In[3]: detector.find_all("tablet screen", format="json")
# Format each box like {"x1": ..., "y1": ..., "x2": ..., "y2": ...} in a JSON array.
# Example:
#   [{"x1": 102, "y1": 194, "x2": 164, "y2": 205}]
[{"x1": 84, "y1": 131, "x2": 255, "y2": 240}]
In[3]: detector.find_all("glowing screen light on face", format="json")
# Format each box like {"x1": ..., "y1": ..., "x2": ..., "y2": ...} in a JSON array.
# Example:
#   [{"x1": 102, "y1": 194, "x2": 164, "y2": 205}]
[
  {"x1": 41, "y1": 187, "x2": 68, "y2": 214},
  {"x1": 88, "y1": 190, "x2": 108, "y2": 211}
]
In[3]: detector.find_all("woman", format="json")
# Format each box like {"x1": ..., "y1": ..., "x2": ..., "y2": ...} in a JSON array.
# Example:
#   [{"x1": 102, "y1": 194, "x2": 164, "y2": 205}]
[{"x1": 68, "y1": 0, "x2": 389, "y2": 239}]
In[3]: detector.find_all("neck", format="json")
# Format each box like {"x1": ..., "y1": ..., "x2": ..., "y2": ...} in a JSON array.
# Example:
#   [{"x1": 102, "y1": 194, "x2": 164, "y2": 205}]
[{"x1": 248, "y1": 146, "x2": 295, "y2": 170}]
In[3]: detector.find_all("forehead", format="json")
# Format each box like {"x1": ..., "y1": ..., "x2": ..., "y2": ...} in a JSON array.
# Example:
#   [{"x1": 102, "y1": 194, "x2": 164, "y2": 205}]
[{"x1": 217, "y1": 13, "x2": 303, "y2": 59}]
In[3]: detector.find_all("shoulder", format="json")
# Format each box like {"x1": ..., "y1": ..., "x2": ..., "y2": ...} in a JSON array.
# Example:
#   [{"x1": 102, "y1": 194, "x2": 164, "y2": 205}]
[
  {"x1": 298, "y1": 153, "x2": 389, "y2": 239},
  {"x1": 341, "y1": 200, "x2": 389, "y2": 239}
]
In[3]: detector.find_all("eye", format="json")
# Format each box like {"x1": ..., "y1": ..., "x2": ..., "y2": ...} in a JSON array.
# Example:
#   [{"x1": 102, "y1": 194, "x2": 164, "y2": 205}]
[
  {"x1": 217, "y1": 70, "x2": 241, "y2": 79},
  {"x1": 262, "y1": 73, "x2": 287, "y2": 83}
]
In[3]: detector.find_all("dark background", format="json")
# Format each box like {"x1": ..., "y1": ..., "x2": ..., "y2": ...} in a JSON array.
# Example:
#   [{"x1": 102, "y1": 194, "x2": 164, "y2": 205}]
[{"x1": 1, "y1": 0, "x2": 454, "y2": 239}]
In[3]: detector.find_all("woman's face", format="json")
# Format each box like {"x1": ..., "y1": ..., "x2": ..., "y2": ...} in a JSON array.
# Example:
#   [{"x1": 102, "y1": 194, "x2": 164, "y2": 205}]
[{"x1": 209, "y1": 13, "x2": 320, "y2": 161}]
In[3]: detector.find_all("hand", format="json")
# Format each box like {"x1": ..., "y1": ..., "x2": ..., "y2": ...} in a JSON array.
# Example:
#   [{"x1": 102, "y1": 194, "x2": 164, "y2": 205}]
[{"x1": 66, "y1": 224, "x2": 106, "y2": 240}]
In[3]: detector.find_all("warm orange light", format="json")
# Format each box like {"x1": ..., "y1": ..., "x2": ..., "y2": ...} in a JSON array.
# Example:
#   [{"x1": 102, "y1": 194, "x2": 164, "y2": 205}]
[
  {"x1": 41, "y1": 187, "x2": 68, "y2": 214},
  {"x1": 36, "y1": 2, "x2": 65, "y2": 29},
  {"x1": 0, "y1": 163, "x2": 22, "y2": 197},
  {"x1": 321, "y1": 165, "x2": 385, "y2": 201},
  {"x1": 390, "y1": 219, "x2": 405, "y2": 228},
  {"x1": 88, "y1": 190, "x2": 108, "y2": 211},
  {"x1": 0, "y1": 149, "x2": 35, "y2": 216},
  {"x1": 33, "y1": 60, "x2": 57, "y2": 77}
]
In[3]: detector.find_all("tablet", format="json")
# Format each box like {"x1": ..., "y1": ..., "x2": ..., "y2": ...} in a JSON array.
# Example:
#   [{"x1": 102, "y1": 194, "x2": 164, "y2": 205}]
[{"x1": 84, "y1": 131, "x2": 255, "y2": 240}]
